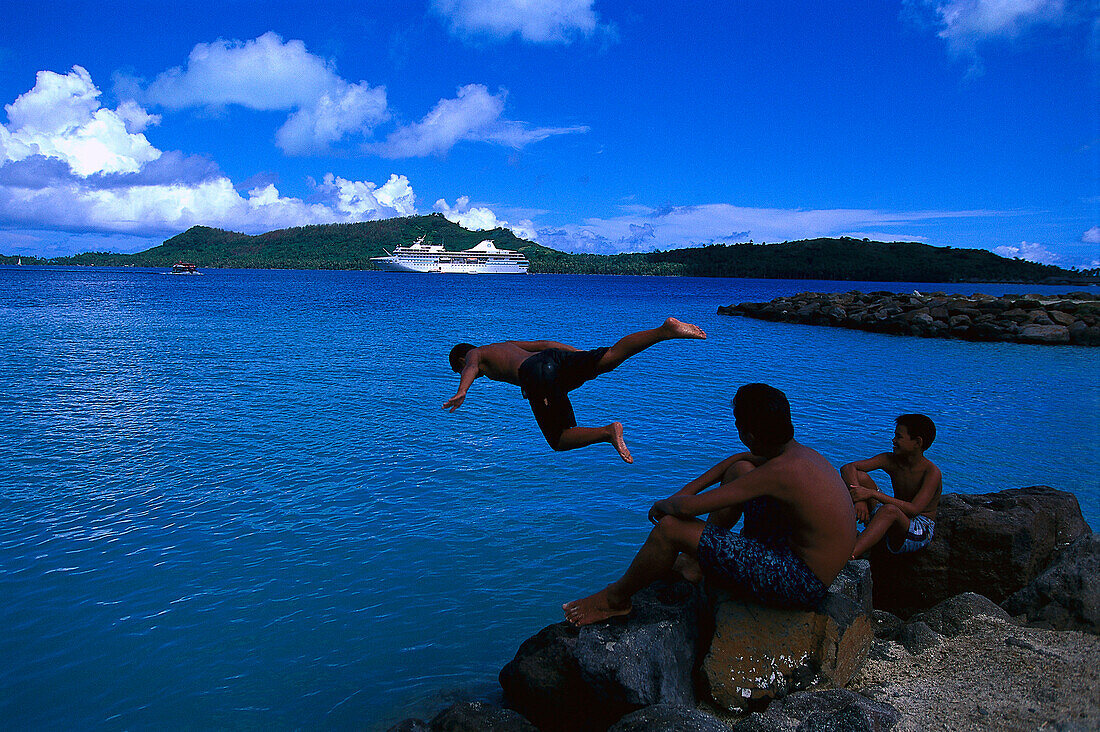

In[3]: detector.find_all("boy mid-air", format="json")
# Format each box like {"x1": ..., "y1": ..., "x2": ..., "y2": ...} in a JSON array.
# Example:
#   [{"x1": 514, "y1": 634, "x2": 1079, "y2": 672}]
[
  {"x1": 444, "y1": 317, "x2": 706, "y2": 463},
  {"x1": 841, "y1": 414, "x2": 942, "y2": 559}
]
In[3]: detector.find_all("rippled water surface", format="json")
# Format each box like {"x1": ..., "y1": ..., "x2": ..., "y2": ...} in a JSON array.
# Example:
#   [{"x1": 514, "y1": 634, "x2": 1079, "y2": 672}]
[{"x1": 2, "y1": 266, "x2": 1097, "y2": 729}]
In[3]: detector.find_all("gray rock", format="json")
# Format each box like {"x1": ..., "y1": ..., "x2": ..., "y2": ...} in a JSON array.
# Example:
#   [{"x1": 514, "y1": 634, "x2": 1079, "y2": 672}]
[
  {"x1": 734, "y1": 689, "x2": 900, "y2": 732},
  {"x1": 607, "y1": 703, "x2": 730, "y2": 732},
  {"x1": 909, "y1": 592, "x2": 1013, "y2": 637},
  {"x1": 428, "y1": 701, "x2": 536, "y2": 732},
  {"x1": 1018, "y1": 324, "x2": 1070, "y2": 344},
  {"x1": 870, "y1": 487, "x2": 1090, "y2": 617},
  {"x1": 869, "y1": 610, "x2": 903, "y2": 641},
  {"x1": 499, "y1": 581, "x2": 704, "y2": 732},
  {"x1": 1004, "y1": 533, "x2": 1100, "y2": 634},
  {"x1": 898, "y1": 621, "x2": 941, "y2": 654}
]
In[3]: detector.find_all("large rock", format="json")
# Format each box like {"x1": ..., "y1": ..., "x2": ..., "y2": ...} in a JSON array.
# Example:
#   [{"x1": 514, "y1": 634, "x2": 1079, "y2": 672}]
[
  {"x1": 908, "y1": 592, "x2": 1013, "y2": 637},
  {"x1": 700, "y1": 561, "x2": 874, "y2": 714},
  {"x1": 606, "y1": 703, "x2": 730, "y2": 732},
  {"x1": 428, "y1": 701, "x2": 537, "y2": 732},
  {"x1": 871, "y1": 487, "x2": 1090, "y2": 617},
  {"x1": 733, "y1": 689, "x2": 900, "y2": 731},
  {"x1": 498, "y1": 582, "x2": 704, "y2": 732},
  {"x1": 1004, "y1": 532, "x2": 1100, "y2": 634}
]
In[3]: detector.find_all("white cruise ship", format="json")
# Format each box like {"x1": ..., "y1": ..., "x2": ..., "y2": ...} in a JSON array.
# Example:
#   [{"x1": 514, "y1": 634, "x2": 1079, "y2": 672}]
[{"x1": 371, "y1": 237, "x2": 529, "y2": 274}]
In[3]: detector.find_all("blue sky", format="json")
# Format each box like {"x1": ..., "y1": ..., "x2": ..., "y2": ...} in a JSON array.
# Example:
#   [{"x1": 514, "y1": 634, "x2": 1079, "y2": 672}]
[{"x1": 1, "y1": 1, "x2": 1097, "y2": 266}]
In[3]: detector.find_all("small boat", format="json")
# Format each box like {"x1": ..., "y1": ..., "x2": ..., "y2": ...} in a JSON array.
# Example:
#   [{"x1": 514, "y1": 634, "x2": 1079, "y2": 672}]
[{"x1": 169, "y1": 261, "x2": 201, "y2": 275}]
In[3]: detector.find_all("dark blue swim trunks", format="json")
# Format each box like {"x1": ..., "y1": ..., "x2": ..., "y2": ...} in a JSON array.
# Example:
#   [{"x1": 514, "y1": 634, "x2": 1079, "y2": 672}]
[
  {"x1": 697, "y1": 521, "x2": 828, "y2": 609},
  {"x1": 517, "y1": 347, "x2": 609, "y2": 448}
]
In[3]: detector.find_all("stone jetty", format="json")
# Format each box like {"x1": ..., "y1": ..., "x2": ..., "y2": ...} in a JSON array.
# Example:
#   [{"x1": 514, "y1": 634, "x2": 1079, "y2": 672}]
[
  {"x1": 386, "y1": 487, "x2": 1100, "y2": 731},
  {"x1": 717, "y1": 291, "x2": 1100, "y2": 345}
]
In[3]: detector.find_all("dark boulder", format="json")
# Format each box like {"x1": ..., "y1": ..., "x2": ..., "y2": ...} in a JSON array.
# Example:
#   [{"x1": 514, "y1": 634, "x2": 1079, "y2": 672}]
[
  {"x1": 908, "y1": 592, "x2": 1013, "y2": 636},
  {"x1": 1004, "y1": 533, "x2": 1100, "y2": 634},
  {"x1": 870, "y1": 487, "x2": 1090, "y2": 617},
  {"x1": 427, "y1": 701, "x2": 536, "y2": 732},
  {"x1": 733, "y1": 689, "x2": 900, "y2": 732},
  {"x1": 499, "y1": 582, "x2": 704, "y2": 732},
  {"x1": 606, "y1": 703, "x2": 730, "y2": 732}
]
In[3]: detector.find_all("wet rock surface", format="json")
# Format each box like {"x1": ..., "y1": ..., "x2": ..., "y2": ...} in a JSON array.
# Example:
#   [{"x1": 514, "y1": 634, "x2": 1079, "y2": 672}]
[{"x1": 717, "y1": 291, "x2": 1100, "y2": 345}]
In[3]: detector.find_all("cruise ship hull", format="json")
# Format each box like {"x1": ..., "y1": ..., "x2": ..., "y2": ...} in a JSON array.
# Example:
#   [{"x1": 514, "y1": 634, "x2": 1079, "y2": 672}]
[{"x1": 370, "y1": 238, "x2": 529, "y2": 274}]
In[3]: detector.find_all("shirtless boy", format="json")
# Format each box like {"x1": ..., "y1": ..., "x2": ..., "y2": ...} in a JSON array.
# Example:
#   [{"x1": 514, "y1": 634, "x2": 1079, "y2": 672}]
[
  {"x1": 841, "y1": 414, "x2": 942, "y2": 559},
  {"x1": 563, "y1": 383, "x2": 856, "y2": 626},
  {"x1": 445, "y1": 317, "x2": 706, "y2": 463}
]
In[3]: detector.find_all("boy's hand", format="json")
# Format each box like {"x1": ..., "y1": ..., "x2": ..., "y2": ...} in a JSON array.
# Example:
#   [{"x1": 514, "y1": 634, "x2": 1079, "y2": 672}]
[
  {"x1": 849, "y1": 485, "x2": 873, "y2": 503},
  {"x1": 443, "y1": 393, "x2": 466, "y2": 412},
  {"x1": 854, "y1": 501, "x2": 870, "y2": 524},
  {"x1": 648, "y1": 499, "x2": 672, "y2": 525}
]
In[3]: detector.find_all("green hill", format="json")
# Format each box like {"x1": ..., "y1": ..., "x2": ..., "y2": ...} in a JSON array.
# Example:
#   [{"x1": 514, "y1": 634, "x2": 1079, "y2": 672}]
[
  {"x1": 52, "y1": 214, "x2": 557, "y2": 270},
  {"x1": 26, "y1": 216, "x2": 1097, "y2": 284}
]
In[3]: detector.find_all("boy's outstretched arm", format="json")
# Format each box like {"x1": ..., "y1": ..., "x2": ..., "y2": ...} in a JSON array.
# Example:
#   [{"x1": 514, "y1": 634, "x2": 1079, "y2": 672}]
[
  {"x1": 852, "y1": 463, "x2": 943, "y2": 517},
  {"x1": 842, "y1": 455, "x2": 888, "y2": 522},
  {"x1": 443, "y1": 351, "x2": 482, "y2": 412},
  {"x1": 670, "y1": 452, "x2": 758, "y2": 498}
]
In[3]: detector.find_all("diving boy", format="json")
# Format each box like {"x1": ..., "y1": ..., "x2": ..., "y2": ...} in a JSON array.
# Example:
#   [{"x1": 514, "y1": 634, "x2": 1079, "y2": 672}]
[
  {"x1": 841, "y1": 414, "x2": 942, "y2": 559},
  {"x1": 563, "y1": 384, "x2": 856, "y2": 626},
  {"x1": 445, "y1": 317, "x2": 706, "y2": 463}
]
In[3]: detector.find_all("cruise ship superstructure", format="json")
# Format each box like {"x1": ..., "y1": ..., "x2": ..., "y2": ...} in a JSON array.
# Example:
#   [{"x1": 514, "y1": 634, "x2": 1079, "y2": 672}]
[{"x1": 370, "y1": 238, "x2": 529, "y2": 274}]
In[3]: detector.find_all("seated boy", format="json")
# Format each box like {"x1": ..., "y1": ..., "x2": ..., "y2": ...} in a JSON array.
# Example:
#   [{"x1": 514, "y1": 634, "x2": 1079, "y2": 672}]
[
  {"x1": 841, "y1": 414, "x2": 942, "y2": 559},
  {"x1": 563, "y1": 384, "x2": 856, "y2": 626}
]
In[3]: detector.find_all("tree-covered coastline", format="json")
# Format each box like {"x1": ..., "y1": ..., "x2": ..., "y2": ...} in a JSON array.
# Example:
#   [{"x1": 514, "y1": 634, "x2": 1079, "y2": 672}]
[{"x1": 6, "y1": 214, "x2": 1097, "y2": 284}]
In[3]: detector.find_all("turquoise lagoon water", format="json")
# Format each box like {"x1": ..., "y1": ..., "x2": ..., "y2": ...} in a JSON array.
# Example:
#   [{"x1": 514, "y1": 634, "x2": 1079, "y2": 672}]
[{"x1": 1, "y1": 266, "x2": 1097, "y2": 729}]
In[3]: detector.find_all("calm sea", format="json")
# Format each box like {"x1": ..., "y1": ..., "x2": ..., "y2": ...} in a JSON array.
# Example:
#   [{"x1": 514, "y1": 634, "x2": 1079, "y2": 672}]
[{"x1": 1, "y1": 266, "x2": 1097, "y2": 729}]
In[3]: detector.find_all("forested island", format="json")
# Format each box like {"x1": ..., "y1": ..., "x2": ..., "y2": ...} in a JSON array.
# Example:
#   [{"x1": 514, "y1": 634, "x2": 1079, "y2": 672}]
[{"x1": 5, "y1": 214, "x2": 1097, "y2": 284}]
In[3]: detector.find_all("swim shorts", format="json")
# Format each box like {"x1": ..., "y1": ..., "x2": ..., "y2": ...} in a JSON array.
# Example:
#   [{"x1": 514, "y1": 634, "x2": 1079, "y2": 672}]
[
  {"x1": 517, "y1": 347, "x2": 609, "y2": 448},
  {"x1": 696, "y1": 521, "x2": 828, "y2": 609},
  {"x1": 885, "y1": 513, "x2": 935, "y2": 554}
]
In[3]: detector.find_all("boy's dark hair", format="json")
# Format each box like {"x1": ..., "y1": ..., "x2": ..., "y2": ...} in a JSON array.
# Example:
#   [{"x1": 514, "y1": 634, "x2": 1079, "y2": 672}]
[
  {"x1": 449, "y1": 343, "x2": 476, "y2": 373},
  {"x1": 896, "y1": 413, "x2": 936, "y2": 449},
  {"x1": 732, "y1": 383, "x2": 794, "y2": 447}
]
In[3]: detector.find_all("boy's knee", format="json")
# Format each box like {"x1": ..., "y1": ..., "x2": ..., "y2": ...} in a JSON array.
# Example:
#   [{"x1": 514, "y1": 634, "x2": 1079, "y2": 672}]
[{"x1": 879, "y1": 504, "x2": 905, "y2": 522}]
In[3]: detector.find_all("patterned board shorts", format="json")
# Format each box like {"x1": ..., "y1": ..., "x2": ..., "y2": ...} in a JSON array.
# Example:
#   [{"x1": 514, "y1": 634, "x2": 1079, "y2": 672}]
[
  {"x1": 885, "y1": 513, "x2": 935, "y2": 554},
  {"x1": 696, "y1": 522, "x2": 828, "y2": 609}
]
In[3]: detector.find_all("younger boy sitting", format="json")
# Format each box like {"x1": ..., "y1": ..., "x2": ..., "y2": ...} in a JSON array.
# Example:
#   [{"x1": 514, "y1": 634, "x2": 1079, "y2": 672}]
[{"x1": 841, "y1": 414, "x2": 942, "y2": 559}]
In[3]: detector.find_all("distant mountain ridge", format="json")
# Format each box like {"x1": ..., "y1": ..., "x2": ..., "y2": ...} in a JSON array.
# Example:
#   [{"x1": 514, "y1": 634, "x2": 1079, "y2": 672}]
[{"x1": 10, "y1": 214, "x2": 1097, "y2": 284}]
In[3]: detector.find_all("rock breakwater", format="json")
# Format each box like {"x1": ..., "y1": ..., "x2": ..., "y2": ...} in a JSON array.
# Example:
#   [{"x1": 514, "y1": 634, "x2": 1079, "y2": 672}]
[{"x1": 717, "y1": 291, "x2": 1100, "y2": 345}]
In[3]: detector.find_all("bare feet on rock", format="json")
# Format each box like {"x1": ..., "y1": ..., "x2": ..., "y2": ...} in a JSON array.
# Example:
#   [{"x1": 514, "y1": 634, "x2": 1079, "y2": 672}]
[
  {"x1": 563, "y1": 588, "x2": 632, "y2": 626},
  {"x1": 662, "y1": 317, "x2": 707, "y2": 340},
  {"x1": 610, "y1": 422, "x2": 633, "y2": 464}
]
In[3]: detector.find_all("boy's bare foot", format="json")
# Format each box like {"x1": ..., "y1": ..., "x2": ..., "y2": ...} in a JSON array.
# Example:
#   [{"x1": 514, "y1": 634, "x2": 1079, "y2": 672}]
[
  {"x1": 662, "y1": 317, "x2": 707, "y2": 340},
  {"x1": 610, "y1": 422, "x2": 633, "y2": 463},
  {"x1": 563, "y1": 588, "x2": 632, "y2": 626},
  {"x1": 672, "y1": 554, "x2": 703, "y2": 584}
]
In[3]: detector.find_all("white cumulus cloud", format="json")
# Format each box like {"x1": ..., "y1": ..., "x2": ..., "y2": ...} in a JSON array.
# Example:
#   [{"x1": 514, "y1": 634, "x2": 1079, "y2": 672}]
[
  {"x1": 368, "y1": 84, "x2": 587, "y2": 158},
  {"x1": 4, "y1": 66, "x2": 161, "y2": 176},
  {"x1": 993, "y1": 241, "x2": 1063, "y2": 264},
  {"x1": 434, "y1": 195, "x2": 537, "y2": 240},
  {"x1": 0, "y1": 66, "x2": 416, "y2": 237},
  {"x1": 1083, "y1": 226, "x2": 1100, "y2": 243},
  {"x1": 121, "y1": 32, "x2": 389, "y2": 156},
  {"x1": 432, "y1": 0, "x2": 614, "y2": 43}
]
